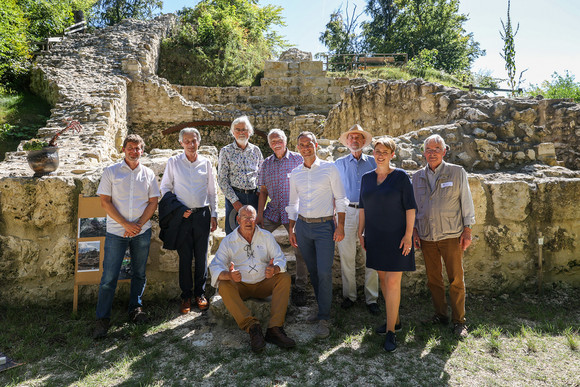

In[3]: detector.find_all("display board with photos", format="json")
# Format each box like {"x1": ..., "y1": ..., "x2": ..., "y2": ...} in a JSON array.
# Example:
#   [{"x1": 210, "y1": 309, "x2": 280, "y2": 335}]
[{"x1": 73, "y1": 195, "x2": 131, "y2": 311}]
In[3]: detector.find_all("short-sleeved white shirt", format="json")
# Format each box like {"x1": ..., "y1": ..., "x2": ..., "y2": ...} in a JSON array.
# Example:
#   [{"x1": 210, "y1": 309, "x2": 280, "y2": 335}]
[{"x1": 97, "y1": 160, "x2": 160, "y2": 237}]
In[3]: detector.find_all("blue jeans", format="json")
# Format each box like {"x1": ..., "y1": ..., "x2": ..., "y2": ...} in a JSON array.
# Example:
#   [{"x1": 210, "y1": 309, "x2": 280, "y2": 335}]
[
  {"x1": 96, "y1": 228, "x2": 151, "y2": 320},
  {"x1": 225, "y1": 189, "x2": 259, "y2": 234},
  {"x1": 295, "y1": 218, "x2": 335, "y2": 320}
]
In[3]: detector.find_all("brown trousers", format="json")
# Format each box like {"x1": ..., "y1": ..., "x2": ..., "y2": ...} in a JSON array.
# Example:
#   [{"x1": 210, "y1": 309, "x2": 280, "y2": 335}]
[
  {"x1": 218, "y1": 272, "x2": 291, "y2": 332},
  {"x1": 421, "y1": 237, "x2": 466, "y2": 324}
]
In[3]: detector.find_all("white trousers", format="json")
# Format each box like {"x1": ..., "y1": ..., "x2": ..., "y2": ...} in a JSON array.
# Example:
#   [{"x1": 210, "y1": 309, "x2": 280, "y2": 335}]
[{"x1": 337, "y1": 206, "x2": 379, "y2": 304}]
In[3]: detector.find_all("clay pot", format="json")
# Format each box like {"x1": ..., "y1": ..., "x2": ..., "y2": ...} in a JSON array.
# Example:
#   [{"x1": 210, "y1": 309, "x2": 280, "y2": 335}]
[{"x1": 26, "y1": 147, "x2": 59, "y2": 176}]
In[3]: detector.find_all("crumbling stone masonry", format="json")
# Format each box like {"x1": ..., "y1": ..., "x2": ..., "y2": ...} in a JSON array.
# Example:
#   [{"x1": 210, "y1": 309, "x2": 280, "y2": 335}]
[{"x1": 0, "y1": 15, "x2": 578, "y2": 305}]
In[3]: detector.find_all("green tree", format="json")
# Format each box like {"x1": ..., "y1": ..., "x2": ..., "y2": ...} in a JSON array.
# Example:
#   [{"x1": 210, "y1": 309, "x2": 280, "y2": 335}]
[
  {"x1": 0, "y1": 0, "x2": 30, "y2": 90},
  {"x1": 362, "y1": 0, "x2": 397, "y2": 53},
  {"x1": 362, "y1": 0, "x2": 484, "y2": 74},
  {"x1": 158, "y1": 0, "x2": 286, "y2": 87},
  {"x1": 500, "y1": 0, "x2": 525, "y2": 94},
  {"x1": 319, "y1": 1, "x2": 364, "y2": 70},
  {"x1": 18, "y1": 0, "x2": 95, "y2": 40},
  {"x1": 527, "y1": 71, "x2": 580, "y2": 102},
  {"x1": 92, "y1": 0, "x2": 163, "y2": 26}
]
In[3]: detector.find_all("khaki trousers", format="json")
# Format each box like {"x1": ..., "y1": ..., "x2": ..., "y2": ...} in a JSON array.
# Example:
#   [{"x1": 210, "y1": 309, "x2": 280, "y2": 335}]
[
  {"x1": 421, "y1": 237, "x2": 466, "y2": 324},
  {"x1": 218, "y1": 272, "x2": 291, "y2": 332}
]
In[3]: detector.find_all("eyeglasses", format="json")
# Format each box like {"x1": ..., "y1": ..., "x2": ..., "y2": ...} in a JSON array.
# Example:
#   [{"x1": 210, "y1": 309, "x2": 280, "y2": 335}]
[
  {"x1": 425, "y1": 148, "x2": 444, "y2": 154},
  {"x1": 234, "y1": 127, "x2": 249, "y2": 133}
]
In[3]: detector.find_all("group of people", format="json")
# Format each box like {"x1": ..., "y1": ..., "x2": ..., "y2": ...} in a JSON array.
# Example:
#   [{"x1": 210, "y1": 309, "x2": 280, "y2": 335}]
[{"x1": 92, "y1": 116, "x2": 475, "y2": 354}]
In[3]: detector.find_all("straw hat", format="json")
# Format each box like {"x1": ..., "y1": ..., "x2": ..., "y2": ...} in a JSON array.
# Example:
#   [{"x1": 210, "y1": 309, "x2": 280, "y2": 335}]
[{"x1": 339, "y1": 124, "x2": 373, "y2": 148}]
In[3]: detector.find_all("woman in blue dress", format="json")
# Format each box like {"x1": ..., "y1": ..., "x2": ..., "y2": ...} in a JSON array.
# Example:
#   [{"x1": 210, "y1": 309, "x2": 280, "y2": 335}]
[{"x1": 358, "y1": 137, "x2": 417, "y2": 352}]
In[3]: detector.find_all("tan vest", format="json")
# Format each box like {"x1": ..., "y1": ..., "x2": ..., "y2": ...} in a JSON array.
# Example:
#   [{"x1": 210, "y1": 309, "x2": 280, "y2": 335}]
[{"x1": 412, "y1": 162, "x2": 469, "y2": 241}]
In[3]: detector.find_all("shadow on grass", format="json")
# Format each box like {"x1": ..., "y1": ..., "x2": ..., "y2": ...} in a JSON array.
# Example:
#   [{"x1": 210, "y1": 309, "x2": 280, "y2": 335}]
[{"x1": 0, "y1": 285, "x2": 578, "y2": 386}]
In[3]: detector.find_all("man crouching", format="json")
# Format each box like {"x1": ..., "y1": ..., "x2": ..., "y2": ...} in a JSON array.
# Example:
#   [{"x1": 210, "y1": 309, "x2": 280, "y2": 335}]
[{"x1": 209, "y1": 205, "x2": 296, "y2": 352}]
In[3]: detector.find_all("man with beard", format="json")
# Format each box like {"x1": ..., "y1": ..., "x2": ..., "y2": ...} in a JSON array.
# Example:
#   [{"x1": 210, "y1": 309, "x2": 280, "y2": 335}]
[
  {"x1": 218, "y1": 116, "x2": 263, "y2": 234},
  {"x1": 93, "y1": 134, "x2": 160, "y2": 339},
  {"x1": 334, "y1": 124, "x2": 380, "y2": 315}
]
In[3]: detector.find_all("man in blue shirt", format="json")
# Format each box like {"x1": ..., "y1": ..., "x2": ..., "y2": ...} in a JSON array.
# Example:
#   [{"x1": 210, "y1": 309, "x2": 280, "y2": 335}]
[{"x1": 334, "y1": 125, "x2": 380, "y2": 315}]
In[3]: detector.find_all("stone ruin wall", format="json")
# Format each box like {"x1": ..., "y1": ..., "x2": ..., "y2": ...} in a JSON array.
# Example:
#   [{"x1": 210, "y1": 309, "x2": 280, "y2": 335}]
[{"x1": 0, "y1": 15, "x2": 578, "y2": 305}]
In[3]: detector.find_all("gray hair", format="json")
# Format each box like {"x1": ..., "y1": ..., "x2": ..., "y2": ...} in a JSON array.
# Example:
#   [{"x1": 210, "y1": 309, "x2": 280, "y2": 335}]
[
  {"x1": 237, "y1": 205, "x2": 257, "y2": 218},
  {"x1": 423, "y1": 134, "x2": 446, "y2": 150},
  {"x1": 267, "y1": 128, "x2": 287, "y2": 142},
  {"x1": 179, "y1": 127, "x2": 201, "y2": 142},
  {"x1": 230, "y1": 116, "x2": 254, "y2": 137}
]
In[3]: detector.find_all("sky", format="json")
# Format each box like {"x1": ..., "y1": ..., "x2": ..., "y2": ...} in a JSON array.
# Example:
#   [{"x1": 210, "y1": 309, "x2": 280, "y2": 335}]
[{"x1": 161, "y1": 0, "x2": 580, "y2": 89}]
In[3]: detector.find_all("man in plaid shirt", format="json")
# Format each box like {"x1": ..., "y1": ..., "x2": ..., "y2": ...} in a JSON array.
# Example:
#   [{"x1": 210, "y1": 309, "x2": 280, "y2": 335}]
[{"x1": 257, "y1": 129, "x2": 308, "y2": 306}]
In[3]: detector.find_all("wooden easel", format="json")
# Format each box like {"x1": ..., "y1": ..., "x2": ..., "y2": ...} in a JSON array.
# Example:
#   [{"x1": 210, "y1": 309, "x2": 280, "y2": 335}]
[{"x1": 73, "y1": 195, "x2": 129, "y2": 312}]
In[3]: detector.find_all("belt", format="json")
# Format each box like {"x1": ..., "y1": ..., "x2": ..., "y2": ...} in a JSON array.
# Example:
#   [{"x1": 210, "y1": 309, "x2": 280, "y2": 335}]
[
  {"x1": 348, "y1": 203, "x2": 360, "y2": 209},
  {"x1": 298, "y1": 214, "x2": 334, "y2": 223},
  {"x1": 188, "y1": 206, "x2": 208, "y2": 213},
  {"x1": 232, "y1": 187, "x2": 257, "y2": 194}
]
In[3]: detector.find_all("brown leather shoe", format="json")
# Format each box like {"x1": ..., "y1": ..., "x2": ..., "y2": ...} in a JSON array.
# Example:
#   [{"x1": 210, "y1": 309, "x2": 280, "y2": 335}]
[
  {"x1": 180, "y1": 298, "x2": 191, "y2": 314},
  {"x1": 265, "y1": 326, "x2": 296, "y2": 348},
  {"x1": 248, "y1": 323, "x2": 266, "y2": 353},
  {"x1": 195, "y1": 295, "x2": 209, "y2": 311}
]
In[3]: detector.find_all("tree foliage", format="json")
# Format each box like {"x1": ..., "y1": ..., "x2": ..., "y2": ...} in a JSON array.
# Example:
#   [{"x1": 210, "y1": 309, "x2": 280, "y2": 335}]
[
  {"x1": 363, "y1": 0, "x2": 484, "y2": 74},
  {"x1": 0, "y1": 0, "x2": 95, "y2": 90},
  {"x1": 319, "y1": 1, "x2": 363, "y2": 70},
  {"x1": 319, "y1": 0, "x2": 484, "y2": 75},
  {"x1": 91, "y1": 0, "x2": 162, "y2": 26},
  {"x1": 158, "y1": 0, "x2": 286, "y2": 87},
  {"x1": 527, "y1": 71, "x2": 580, "y2": 102},
  {"x1": 0, "y1": 0, "x2": 30, "y2": 89}
]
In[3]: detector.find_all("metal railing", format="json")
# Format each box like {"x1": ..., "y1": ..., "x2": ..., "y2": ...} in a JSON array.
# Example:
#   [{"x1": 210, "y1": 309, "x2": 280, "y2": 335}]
[{"x1": 320, "y1": 53, "x2": 408, "y2": 71}]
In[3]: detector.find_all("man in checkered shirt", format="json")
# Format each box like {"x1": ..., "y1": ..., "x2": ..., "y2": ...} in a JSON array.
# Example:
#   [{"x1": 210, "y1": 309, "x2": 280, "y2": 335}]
[{"x1": 257, "y1": 129, "x2": 308, "y2": 306}]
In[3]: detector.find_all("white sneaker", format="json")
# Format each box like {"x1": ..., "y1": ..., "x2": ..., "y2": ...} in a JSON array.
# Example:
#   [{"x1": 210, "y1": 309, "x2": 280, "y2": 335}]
[{"x1": 315, "y1": 320, "x2": 330, "y2": 339}]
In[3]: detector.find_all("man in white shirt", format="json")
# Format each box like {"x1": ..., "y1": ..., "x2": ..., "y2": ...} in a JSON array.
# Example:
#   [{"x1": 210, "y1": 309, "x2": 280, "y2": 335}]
[
  {"x1": 287, "y1": 131, "x2": 347, "y2": 339},
  {"x1": 209, "y1": 205, "x2": 295, "y2": 353},
  {"x1": 159, "y1": 128, "x2": 218, "y2": 314},
  {"x1": 94, "y1": 134, "x2": 160, "y2": 339}
]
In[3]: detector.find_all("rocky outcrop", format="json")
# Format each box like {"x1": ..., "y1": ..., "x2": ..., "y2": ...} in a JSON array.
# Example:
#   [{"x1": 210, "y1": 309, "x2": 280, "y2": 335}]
[{"x1": 324, "y1": 79, "x2": 580, "y2": 171}]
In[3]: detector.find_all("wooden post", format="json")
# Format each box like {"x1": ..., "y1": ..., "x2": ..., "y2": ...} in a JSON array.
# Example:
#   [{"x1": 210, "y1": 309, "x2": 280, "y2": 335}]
[{"x1": 538, "y1": 232, "x2": 544, "y2": 296}]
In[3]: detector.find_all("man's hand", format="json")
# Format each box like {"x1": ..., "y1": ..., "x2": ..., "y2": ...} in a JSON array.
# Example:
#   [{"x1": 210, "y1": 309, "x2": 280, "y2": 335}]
[
  {"x1": 256, "y1": 212, "x2": 264, "y2": 227},
  {"x1": 122, "y1": 221, "x2": 142, "y2": 238},
  {"x1": 265, "y1": 258, "x2": 279, "y2": 279},
  {"x1": 210, "y1": 217, "x2": 217, "y2": 232},
  {"x1": 333, "y1": 224, "x2": 345, "y2": 242},
  {"x1": 233, "y1": 201, "x2": 243, "y2": 212},
  {"x1": 413, "y1": 227, "x2": 421, "y2": 249},
  {"x1": 460, "y1": 226, "x2": 472, "y2": 251},
  {"x1": 289, "y1": 229, "x2": 298, "y2": 248},
  {"x1": 229, "y1": 262, "x2": 241, "y2": 282},
  {"x1": 358, "y1": 232, "x2": 365, "y2": 250}
]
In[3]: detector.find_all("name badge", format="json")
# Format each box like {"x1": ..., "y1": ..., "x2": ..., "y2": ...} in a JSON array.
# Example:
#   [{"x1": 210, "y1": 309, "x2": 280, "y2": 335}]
[{"x1": 441, "y1": 182, "x2": 453, "y2": 188}]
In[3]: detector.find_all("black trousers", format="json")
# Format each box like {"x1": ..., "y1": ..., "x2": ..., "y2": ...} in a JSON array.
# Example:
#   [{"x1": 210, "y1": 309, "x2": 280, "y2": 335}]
[{"x1": 176, "y1": 207, "x2": 211, "y2": 299}]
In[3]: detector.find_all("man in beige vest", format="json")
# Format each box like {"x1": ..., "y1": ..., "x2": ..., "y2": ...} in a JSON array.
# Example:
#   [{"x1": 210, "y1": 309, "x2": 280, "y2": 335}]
[{"x1": 412, "y1": 134, "x2": 475, "y2": 339}]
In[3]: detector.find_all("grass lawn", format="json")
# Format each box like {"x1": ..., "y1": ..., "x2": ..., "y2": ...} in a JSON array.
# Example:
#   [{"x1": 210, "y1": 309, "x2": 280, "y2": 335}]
[
  {"x1": 0, "y1": 284, "x2": 578, "y2": 386},
  {"x1": 0, "y1": 91, "x2": 51, "y2": 161}
]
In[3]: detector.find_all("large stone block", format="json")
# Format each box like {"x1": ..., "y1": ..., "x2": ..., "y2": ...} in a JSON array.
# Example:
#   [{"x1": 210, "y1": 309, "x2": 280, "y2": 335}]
[
  {"x1": 468, "y1": 176, "x2": 487, "y2": 225},
  {"x1": 488, "y1": 181, "x2": 531, "y2": 222},
  {"x1": 299, "y1": 61, "x2": 323, "y2": 73},
  {"x1": 264, "y1": 61, "x2": 289, "y2": 72}
]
